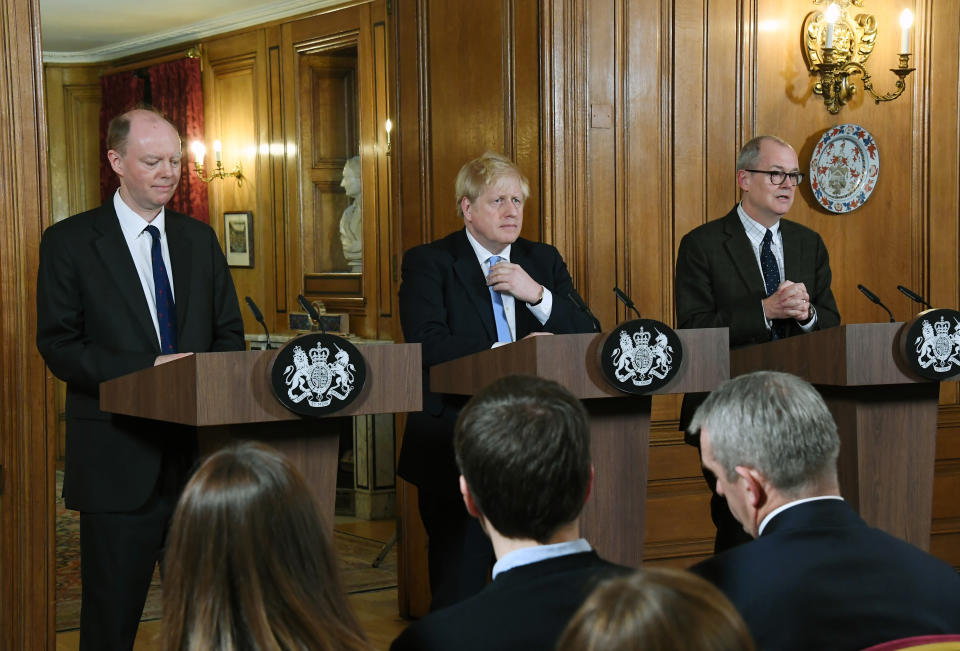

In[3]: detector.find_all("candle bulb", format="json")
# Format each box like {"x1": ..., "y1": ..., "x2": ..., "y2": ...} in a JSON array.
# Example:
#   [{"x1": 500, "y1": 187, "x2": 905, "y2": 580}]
[
  {"x1": 824, "y1": 3, "x2": 840, "y2": 49},
  {"x1": 213, "y1": 139, "x2": 222, "y2": 164},
  {"x1": 190, "y1": 141, "x2": 206, "y2": 167},
  {"x1": 899, "y1": 9, "x2": 913, "y2": 54}
]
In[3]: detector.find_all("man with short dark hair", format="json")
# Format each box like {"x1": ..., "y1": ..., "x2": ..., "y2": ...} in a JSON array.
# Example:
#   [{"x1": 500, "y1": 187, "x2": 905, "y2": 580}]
[
  {"x1": 675, "y1": 135, "x2": 842, "y2": 551},
  {"x1": 398, "y1": 152, "x2": 595, "y2": 609},
  {"x1": 690, "y1": 371, "x2": 960, "y2": 651},
  {"x1": 391, "y1": 375, "x2": 627, "y2": 651},
  {"x1": 37, "y1": 106, "x2": 244, "y2": 650}
]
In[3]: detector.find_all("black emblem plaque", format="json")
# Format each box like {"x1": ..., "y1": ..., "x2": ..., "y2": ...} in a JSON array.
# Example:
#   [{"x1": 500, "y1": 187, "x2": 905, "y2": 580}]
[
  {"x1": 599, "y1": 319, "x2": 683, "y2": 394},
  {"x1": 270, "y1": 334, "x2": 366, "y2": 416},
  {"x1": 899, "y1": 309, "x2": 960, "y2": 381}
]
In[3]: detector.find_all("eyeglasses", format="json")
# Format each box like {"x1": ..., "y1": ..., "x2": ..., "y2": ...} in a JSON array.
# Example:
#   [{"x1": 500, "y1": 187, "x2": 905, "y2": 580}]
[{"x1": 744, "y1": 169, "x2": 805, "y2": 186}]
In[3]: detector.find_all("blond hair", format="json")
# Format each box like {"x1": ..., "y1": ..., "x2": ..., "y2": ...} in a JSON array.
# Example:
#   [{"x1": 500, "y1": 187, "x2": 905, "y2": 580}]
[{"x1": 455, "y1": 152, "x2": 530, "y2": 217}]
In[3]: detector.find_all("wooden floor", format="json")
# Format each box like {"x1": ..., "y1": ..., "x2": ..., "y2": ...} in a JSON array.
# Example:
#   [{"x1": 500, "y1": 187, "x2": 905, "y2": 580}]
[{"x1": 55, "y1": 517, "x2": 411, "y2": 651}]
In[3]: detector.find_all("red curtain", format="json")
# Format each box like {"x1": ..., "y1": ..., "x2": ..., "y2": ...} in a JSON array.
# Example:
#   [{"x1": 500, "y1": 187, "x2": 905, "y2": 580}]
[
  {"x1": 99, "y1": 72, "x2": 144, "y2": 203},
  {"x1": 98, "y1": 58, "x2": 208, "y2": 222},
  {"x1": 150, "y1": 58, "x2": 209, "y2": 223}
]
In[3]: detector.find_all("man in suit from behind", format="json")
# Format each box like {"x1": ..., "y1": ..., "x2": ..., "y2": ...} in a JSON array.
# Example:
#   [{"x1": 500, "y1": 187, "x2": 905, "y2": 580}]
[
  {"x1": 398, "y1": 152, "x2": 595, "y2": 609},
  {"x1": 690, "y1": 371, "x2": 960, "y2": 651},
  {"x1": 36, "y1": 107, "x2": 244, "y2": 650},
  {"x1": 391, "y1": 375, "x2": 628, "y2": 651},
  {"x1": 675, "y1": 135, "x2": 841, "y2": 551}
]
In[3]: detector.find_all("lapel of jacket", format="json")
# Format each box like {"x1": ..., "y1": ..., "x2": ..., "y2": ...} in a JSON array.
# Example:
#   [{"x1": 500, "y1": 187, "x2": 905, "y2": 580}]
[
  {"x1": 778, "y1": 218, "x2": 804, "y2": 280},
  {"x1": 451, "y1": 229, "x2": 498, "y2": 341},
  {"x1": 92, "y1": 202, "x2": 160, "y2": 353},
  {"x1": 722, "y1": 208, "x2": 767, "y2": 296},
  {"x1": 165, "y1": 211, "x2": 193, "y2": 337}
]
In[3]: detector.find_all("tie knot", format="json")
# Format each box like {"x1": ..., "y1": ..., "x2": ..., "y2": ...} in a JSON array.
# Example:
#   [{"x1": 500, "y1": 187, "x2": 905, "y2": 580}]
[
  {"x1": 762, "y1": 229, "x2": 773, "y2": 244},
  {"x1": 145, "y1": 224, "x2": 161, "y2": 243},
  {"x1": 488, "y1": 255, "x2": 502, "y2": 267}
]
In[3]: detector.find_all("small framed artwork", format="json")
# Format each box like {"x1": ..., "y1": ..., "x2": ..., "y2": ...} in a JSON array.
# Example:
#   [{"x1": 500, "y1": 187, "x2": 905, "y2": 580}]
[{"x1": 224, "y1": 211, "x2": 254, "y2": 268}]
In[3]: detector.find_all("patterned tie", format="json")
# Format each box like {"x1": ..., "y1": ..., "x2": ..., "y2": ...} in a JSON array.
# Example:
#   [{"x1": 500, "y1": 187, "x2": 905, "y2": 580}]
[
  {"x1": 145, "y1": 225, "x2": 178, "y2": 353},
  {"x1": 487, "y1": 255, "x2": 512, "y2": 343},
  {"x1": 760, "y1": 229, "x2": 785, "y2": 339}
]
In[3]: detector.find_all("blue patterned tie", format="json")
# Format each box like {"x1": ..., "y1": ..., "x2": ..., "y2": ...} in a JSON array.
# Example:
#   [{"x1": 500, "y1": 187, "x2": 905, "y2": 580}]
[
  {"x1": 487, "y1": 255, "x2": 512, "y2": 343},
  {"x1": 145, "y1": 225, "x2": 178, "y2": 353},
  {"x1": 760, "y1": 229, "x2": 785, "y2": 339}
]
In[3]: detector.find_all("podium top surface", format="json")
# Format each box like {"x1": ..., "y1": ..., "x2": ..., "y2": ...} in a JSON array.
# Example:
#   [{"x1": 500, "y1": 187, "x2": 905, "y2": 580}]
[
  {"x1": 730, "y1": 322, "x2": 934, "y2": 386},
  {"x1": 100, "y1": 344, "x2": 422, "y2": 426},
  {"x1": 430, "y1": 328, "x2": 729, "y2": 398}
]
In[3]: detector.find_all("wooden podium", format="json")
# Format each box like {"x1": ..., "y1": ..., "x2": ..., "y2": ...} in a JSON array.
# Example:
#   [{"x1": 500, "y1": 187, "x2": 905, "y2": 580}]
[
  {"x1": 429, "y1": 328, "x2": 729, "y2": 567},
  {"x1": 100, "y1": 346, "x2": 422, "y2": 517},
  {"x1": 731, "y1": 323, "x2": 943, "y2": 550}
]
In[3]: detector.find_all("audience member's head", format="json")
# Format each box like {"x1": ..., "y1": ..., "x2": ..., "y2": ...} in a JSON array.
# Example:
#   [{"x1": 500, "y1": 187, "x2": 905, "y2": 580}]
[
  {"x1": 690, "y1": 370, "x2": 840, "y2": 537},
  {"x1": 556, "y1": 567, "x2": 755, "y2": 651},
  {"x1": 454, "y1": 374, "x2": 591, "y2": 544},
  {"x1": 455, "y1": 151, "x2": 530, "y2": 218},
  {"x1": 162, "y1": 442, "x2": 368, "y2": 651}
]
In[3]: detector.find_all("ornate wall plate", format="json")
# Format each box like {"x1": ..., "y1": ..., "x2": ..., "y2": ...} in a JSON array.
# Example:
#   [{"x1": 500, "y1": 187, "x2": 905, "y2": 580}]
[
  {"x1": 599, "y1": 319, "x2": 683, "y2": 394},
  {"x1": 810, "y1": 123, "x2": 879, "y2": 214},
  {"x1": 270, "y1": 333, "x2": 366, "y2": 416}
]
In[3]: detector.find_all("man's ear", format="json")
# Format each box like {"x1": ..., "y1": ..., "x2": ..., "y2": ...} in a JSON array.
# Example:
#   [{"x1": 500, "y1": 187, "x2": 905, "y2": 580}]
[
  {"x1": 735, "y1": 168, "x2": 750, "y2": 193},
  {"x1": 735, "y1": 465, "x2": 768, "y2": 509},
  {"x1": 107, "y1": 149, "x2": 124, "y2": 176},
  {"x1": 459, "y1": 475, "x2": 481, "y2": 519},
  {"x1": 460, "y1": 196, "x2": 473, "y2": 222},
  {"x1": 583, "y1": 465, "x2": 595, "y2": 505}
]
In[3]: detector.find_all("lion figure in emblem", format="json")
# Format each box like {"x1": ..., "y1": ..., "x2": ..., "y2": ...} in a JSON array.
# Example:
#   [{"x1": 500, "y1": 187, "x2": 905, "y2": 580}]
[
  {"x1": 283, "y1": 346, "x2": 314, "y2": 403},
  {"x1": 612, "y1": 330, "x2": 637, "y2": 381}
]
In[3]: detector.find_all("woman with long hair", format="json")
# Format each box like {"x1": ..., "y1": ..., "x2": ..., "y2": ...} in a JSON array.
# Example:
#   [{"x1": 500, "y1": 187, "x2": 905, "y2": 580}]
[{"x1": 162, "y1": 442, "x2": 369, "y2": 651}]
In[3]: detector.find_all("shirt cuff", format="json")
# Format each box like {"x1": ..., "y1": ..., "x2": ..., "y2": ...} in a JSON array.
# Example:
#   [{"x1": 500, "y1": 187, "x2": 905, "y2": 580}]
[
  {"x1": 796, "y1": 305, "x2": 818, "y2": 332},
  {"x1": 527, "y1": 287, "x2": 552, "y2": 325}
]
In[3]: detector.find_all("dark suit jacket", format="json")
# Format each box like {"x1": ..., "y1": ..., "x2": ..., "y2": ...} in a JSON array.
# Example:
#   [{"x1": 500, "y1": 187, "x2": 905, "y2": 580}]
[
  {"x1": 397, "y1": 229, "x2": 594, "y2": 489},
  {"x1": 675, "y1": 206, "x2": 840, "y2": 348},
  {"x1": 390, "y1": 550, "x2": 628, "y2": 651},
  {"x1": 36, "y1": 201, "x2": 244, "y2": 512},
  {"x1": 692, "y1": 500, "x2": 960, "y2": 651}
]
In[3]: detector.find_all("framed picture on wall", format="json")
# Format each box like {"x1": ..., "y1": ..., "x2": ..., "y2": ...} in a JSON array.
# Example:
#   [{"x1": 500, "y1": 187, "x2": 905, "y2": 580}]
[{"x1": 224, "y1": 211, "x2": 253, "y2": 268}]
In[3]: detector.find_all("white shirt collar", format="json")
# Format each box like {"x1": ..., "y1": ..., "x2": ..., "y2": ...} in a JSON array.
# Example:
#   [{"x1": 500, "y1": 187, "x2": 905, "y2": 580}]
[
  {"x1": 465, "y1": 227, "x2": 511, "y2": 266},
  {"x1": 491, "y1": 538, "x2": 592, "y2": 579},
  {"x1": 758, "y1": 495, "x2": 844, "y2": 536},
  {"x1": 737, "y1": 201, "x2": 780, "y2": 240},
  {"x1": 114, "y1": 190, "x2": 166, "y2": 242}
]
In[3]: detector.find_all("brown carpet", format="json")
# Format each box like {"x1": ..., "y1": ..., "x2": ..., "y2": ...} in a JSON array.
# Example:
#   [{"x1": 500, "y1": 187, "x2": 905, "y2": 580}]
[{"x1": 55, "y1": 471, "x2": 397, "y2": 632}]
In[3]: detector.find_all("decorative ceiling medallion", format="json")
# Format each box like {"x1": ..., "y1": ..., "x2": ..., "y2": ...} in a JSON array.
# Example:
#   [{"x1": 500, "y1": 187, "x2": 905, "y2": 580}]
[
  {"x1": 810, "y1": 123, "x2": 879, "y2": 214},
  {"x1": 270, "y1": 333, "x2": 366, "y2": 416},
  {"x1": 599, "y1": 319, "x2": 683, "y2": 394},
  {"x1": 898, "y1": 309, "x2": 960, "y2": 382}
]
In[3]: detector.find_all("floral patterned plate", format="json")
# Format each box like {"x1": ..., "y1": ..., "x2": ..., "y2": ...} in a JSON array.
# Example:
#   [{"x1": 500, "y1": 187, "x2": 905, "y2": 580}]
[{"x1": 810, "y1": 124, "x2": 879, "y2": 214}]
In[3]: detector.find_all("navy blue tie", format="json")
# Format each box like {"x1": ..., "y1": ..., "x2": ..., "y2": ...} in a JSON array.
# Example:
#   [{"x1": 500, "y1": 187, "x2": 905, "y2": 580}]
[
  {"x1": 487, "y1": 256, "x2": 512, "y2": 343},
  {"x1": 145, "y1": 225, "x2": 177, "y2": 353},
  {"x1": 760, "y1": 229, "x2": 785, "y2": 339}
]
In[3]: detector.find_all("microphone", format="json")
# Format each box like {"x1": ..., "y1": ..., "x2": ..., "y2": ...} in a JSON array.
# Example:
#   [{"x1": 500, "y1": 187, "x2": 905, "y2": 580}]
[
  {"x1": 613, "y1": 286, "x2": 642, "y2": 319},
  {"x1": 568, "y1": 290, "x2": 602, "y2": 333},
  {"x1": 857, "y1": 284, "x2": 895, "y2": 322},
  {"x1": 297, "y1": 294, "x2": 326, "y2": 334},
  {"x1": 245, "y1": 296, "x2": 272, "y2": 349},
  {"x1": 897, "y1": 285, "x2": 934, "y2": 310}
]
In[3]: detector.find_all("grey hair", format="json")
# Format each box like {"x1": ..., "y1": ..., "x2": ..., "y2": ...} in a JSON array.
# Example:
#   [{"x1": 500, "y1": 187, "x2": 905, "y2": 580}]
[
  {"x1": 736, "y1": 135, "x2": 794, "y2": 171},
  {"x1": 689, "y1": 371, "x2": 839, "y2": 495}
]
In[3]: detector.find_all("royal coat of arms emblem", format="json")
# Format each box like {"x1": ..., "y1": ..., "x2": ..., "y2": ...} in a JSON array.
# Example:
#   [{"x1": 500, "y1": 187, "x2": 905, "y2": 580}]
[
  {"x1": 899, "y1": 309, "x2": 960, "y2": 381},
  {"x1": 270, "y1": 334, "x2": 366, "y2": 416},
  {"x1": 600, "y1": 319, "x2": 684, "y2": 394}
]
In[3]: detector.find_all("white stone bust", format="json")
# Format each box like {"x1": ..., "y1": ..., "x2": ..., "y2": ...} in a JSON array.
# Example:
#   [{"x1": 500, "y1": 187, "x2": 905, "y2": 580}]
[{"x1": 339, "y1": 156, "x2": 362, "y2": 273}]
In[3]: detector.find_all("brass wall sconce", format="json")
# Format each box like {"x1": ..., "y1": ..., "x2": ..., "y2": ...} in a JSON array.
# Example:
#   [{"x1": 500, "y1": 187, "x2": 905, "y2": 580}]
[
  {"x1": 802, "y1": 1, "x2": 915, "y2": 114},
  {"x1": 189, "y1": 140, "x2": 244, "y2": 187}
]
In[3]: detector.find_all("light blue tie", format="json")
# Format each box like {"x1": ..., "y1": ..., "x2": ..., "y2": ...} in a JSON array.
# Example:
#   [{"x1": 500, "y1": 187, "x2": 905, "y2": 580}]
[{"x1": 487, "y1": 255, "x2": 512, "y2": 343}]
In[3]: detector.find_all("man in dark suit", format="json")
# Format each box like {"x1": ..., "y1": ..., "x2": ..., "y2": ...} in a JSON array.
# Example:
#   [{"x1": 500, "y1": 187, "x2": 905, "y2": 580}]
[
  {"x1": 391, "y1": 375, "x2": 628, "y2": 651},
  {"x1": 689, "y1": 371, "x2": 960, "y2": 651},
  {"x1": 675, "y1": 135, "x2": 841, "y2": 551},
  {"x1": 36, "y1": 107, "x2": 244, "y2": 650},
  {"x1": 398, "y1": 152, "x2": 595, "y2": 610}
]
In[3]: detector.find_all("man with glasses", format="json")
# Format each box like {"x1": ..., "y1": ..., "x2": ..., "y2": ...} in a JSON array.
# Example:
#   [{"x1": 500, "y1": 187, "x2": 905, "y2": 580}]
[{"x1": 674, "y1": 135, "x2": 840, "y2": 551}]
